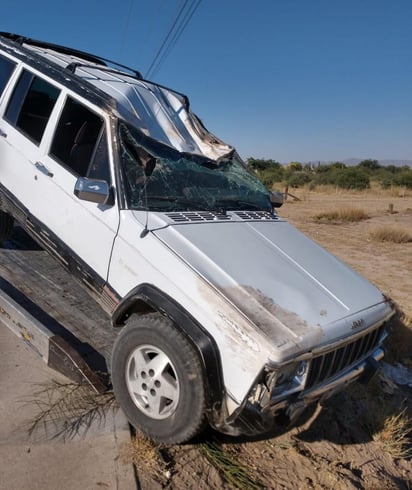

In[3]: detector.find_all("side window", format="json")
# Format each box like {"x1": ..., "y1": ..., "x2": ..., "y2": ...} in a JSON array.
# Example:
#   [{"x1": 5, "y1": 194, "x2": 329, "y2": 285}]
[
  {"x1": 50, "y1": 97, "x2": 109, "y2": 180},
  {"x1": 0, "y1": 54, "x2": 16, "y2": 98},
  {"x1": 5, "y1": 70, "x2": 60, "y2": 144}
]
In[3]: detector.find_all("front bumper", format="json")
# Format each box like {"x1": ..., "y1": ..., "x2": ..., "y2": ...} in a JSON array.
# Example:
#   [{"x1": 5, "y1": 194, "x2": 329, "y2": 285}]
[{"x1": 214, "y1": 346, "x2": 384, "y2": 437}]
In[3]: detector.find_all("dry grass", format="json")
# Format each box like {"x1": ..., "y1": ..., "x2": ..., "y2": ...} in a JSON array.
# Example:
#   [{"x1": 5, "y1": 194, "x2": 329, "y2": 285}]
[
  {"x1": 200, "y1": 438, "x2": 264, "y2": 490},
  {"x1": 372, "y1": 408, "x2": 412, "y2": 459},
  {"x1": 360, "y1": 374, "x2": 412, "y2": 460},
  {"x1": 24, "y1": 380, "x2": 117, "y2": 440},
  {"x1": 120, "y1": 433, "x2": 170, "y2": 485},
  {"x1": 314, "y1": 207, "x2": 369, "y2": 223},
  {"x1": 369, "y1": 225, "x2": 412, "y2": 244}
]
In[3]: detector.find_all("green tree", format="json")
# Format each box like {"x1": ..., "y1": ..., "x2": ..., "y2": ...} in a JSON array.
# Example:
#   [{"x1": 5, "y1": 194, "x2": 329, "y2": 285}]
[
  {"x1": 287, "y1": 161, "x2": 303, "y2": 171},
  {"x1": 246, "y1": 158, "x2": 281, "y2": 171},
  {"x1": 358, "y1": 159, "x2": 380, "y2": 171}
]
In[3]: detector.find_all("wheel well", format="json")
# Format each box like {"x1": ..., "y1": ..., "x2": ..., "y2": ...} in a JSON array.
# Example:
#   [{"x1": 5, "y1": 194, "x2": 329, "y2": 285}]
[
  {"x1": 113, "y1": 297, "x2": 155, "y2": 324},
  {"x1": 111, "y1": 284, "x2": 225, "y2": 415}
]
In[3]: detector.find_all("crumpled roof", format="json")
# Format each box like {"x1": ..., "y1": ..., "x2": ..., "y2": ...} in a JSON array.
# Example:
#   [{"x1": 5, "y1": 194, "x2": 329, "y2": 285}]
[{"x1": 24, "y1": 44, "x2": 235, "y2": 161}]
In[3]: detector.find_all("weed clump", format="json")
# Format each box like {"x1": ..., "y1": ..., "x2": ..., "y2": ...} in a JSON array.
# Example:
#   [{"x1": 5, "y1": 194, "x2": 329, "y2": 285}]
[
  {"x1": 372, "y1": 408, "x2": 412, "y2": 459},
  {"x1": 369, "y1": 226, "x2": 412, "y2": 244},
  {"x1": 314, "y1": 207, "x2": 369, "y2": 223},
  {"x1": 200, "y1": 438, "x2": 264, "y2": 490},
  {"x1": 120, "y1": 433, "x2": 170, "y2": 486}
]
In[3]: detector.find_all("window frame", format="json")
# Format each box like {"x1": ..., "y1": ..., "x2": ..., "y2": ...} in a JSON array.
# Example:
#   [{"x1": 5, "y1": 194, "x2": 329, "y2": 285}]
[
  {"x1": 4, "y1": 68, "x2": 61, "y2": 146},
  {"x1": 0, "y1": 53, "x2": 17, "y2": 101},
  {"x1": 48, "y1": 95, "x2": 111, "y2": 182}
]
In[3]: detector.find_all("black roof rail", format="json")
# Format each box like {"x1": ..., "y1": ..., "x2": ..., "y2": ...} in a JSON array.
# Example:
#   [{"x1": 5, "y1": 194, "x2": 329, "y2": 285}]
[
  {"x1": 66, "y1": 62, "x2": 142, "y2": 80},
  {"x1": 0, "y1": 32, "x2": 142, "y2": 79},
  {"x1": 0, "y1": 32, "x2": 190, "y2": 106}
]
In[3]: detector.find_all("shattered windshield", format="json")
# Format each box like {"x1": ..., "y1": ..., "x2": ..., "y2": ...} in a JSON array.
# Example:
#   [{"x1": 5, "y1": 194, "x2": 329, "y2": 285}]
[{"x1": 119, "y1": 122, "x2": 271, "y2": 212}]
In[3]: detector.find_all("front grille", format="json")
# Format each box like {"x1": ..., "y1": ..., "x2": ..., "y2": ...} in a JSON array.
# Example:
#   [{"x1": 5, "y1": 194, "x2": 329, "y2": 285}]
[{"x1": 305, "y1": 324, "x2": 386, "y2": 389}]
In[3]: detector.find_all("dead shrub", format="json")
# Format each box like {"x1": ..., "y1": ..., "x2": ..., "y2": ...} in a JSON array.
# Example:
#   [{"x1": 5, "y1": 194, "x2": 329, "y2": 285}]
[
  {"x1": 25, "y1": 380, "x2": 117, "y2": 440},
  {"x1": 314, "y1": 207, "x2": 369, "y2": 223},
  {"x1": 369, "y1": 226, "x2": 412, "y2": 244},
  {"x1": 372, "y1": 408, "x2": 412, "y2": 459},
  {"x1": 359, "y1": 376, "x2": 412, "y2": 460},
  {"x1": 120, "y1": 433, "x2": 170, "y2": 485}
]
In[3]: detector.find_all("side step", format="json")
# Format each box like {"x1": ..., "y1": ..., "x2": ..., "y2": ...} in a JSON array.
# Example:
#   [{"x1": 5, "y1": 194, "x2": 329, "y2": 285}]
[{"x1": 0, "y1": 288, "x2": 106, "y2": 393}]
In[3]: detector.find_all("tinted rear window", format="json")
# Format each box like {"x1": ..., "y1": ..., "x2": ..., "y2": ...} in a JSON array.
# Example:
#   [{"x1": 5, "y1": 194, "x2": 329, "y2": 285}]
[
  {"x1": 5, "y1": 70, "x2": 60, "y2": 144},
  {"x1": 0, "y1": 54, "x2": 16, "y2": 98}
]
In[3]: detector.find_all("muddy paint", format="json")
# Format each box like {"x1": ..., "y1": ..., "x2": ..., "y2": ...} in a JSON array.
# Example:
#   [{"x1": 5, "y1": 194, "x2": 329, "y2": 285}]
[{"x1": 219, "y1": 285, "x2": 323, "y2": 352}]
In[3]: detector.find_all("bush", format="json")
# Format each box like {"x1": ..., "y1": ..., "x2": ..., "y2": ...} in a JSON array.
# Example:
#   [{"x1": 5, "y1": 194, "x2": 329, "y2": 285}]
[
  {"x1": 287, "y1": 172, "x2": 312, "y2": 188},
  {"x1": 393, "y1": 171, "x2": 412, "y2": 189},
  {"x1": 334, "y1": 168, "x2": 370, "y2": 190},
  {"x1": 260, "y1": 166, "x2": 285, "y2": 187}
]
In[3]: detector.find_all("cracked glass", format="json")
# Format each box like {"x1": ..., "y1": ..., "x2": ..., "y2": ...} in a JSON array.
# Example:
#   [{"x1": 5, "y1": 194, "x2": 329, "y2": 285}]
[{"x1": 119, "y1": 122, "x2": 271, "y2": 212}]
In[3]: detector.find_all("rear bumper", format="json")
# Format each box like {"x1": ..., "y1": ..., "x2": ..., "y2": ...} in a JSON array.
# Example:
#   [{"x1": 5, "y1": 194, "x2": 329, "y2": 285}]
[{"x1": 214, "y1": 347, "x2": 384, "y2": 437}]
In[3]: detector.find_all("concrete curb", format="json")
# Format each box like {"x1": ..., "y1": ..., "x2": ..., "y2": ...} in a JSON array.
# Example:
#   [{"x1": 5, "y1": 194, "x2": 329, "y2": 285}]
[
  {"x1": 0, "y1": 287, "x2": 137, "y2": 488},
  {"x1": 0, "y1": 287, "x2": 105, "y2": 392}
]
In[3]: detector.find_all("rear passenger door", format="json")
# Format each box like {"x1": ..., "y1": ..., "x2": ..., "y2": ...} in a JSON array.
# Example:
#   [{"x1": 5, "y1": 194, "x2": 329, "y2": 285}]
[
  {"x1": 0, "y1": 67, "x2": 60, "y2": 223},
  {"x1": 0, "y1": 65, "x2": 119, "y2": 289}
]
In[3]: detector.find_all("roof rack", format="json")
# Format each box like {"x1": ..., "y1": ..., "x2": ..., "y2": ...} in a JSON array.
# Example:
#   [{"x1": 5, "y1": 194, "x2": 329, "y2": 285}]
[
  {"x1": 0, "y1": 32, "x2": 189, "y2": 108},
  {"x1": 66, "y1": 62, "x2": 142, "y2": 80},
  {"x1": 0, "y1": 32, "x2": 142, "y2": 79}
]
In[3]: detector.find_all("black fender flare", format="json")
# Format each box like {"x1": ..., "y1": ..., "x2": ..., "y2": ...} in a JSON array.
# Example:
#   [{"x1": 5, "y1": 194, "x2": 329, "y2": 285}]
[{"x1": 111, "y1": 283, "x2": 225, "y2": 413}]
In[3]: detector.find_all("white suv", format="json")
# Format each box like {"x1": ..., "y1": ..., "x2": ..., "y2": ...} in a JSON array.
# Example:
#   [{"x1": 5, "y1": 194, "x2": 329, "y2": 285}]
[{"x1": 0, "y1": 33, "x2": 394, "y2": 443}]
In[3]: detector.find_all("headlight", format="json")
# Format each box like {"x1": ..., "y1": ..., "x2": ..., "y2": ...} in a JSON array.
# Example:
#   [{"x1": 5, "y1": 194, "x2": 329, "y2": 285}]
[
  {"x1": 266, "y1": 360, "x2": 309, "y2": 398},
  {"x1": 248, "y1": 360, "x2": 310, "y2": 409}
]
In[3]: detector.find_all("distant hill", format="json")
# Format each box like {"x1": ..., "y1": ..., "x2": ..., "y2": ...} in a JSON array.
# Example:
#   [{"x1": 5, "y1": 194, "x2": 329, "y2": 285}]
[{"x1": 304, "y1": 159, "x2": 412, "y2": 168}]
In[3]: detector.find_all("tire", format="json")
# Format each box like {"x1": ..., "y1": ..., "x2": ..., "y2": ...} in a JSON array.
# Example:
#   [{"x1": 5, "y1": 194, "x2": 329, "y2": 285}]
[
  {"x1": 111, "y1": 313, "x2": 206, "y2": 444},
  {"x1": 0, "y1": 211, "x2": 14, "y2": 244}
]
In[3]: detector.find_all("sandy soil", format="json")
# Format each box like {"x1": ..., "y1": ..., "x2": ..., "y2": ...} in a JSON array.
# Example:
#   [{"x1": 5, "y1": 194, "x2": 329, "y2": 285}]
[{"x1": 137, "y1": 189, "x2": 412, "y2": 490}]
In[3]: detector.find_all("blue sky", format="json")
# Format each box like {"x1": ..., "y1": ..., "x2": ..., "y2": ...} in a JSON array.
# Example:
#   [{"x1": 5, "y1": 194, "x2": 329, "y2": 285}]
[{"x1": 2, "y1": 0, "x2": 411, "y2": 162}]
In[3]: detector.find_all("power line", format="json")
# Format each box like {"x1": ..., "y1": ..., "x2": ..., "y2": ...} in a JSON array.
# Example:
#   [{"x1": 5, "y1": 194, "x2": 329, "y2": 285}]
[
  {"x1": 145, "y1": 0, "x2": 191, "y2": 79},
  {"x1": 145, "y1": 0, "x2": 203, "y2": 79},
  {"x1": 118, "y1": 0, "x2": 135, "y2": 59},
  {"x1": 150, "y1": 0, "x2": 202, "y2": 79}
]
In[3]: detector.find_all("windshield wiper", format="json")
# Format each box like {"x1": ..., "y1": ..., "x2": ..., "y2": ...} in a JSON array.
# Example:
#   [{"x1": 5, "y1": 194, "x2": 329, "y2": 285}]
[
  {"x1": 141, "y1": 196, "x2": 211, "y2": 211},
  {"x1": 213, "y1": 199, "x2": 268, "y2": 211}
]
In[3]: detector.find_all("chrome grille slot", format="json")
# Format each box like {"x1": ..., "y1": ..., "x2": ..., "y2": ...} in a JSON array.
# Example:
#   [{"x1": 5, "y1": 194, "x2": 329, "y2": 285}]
[{"x1": 306, "y1": 324, "x2": 386, "y2": 389}]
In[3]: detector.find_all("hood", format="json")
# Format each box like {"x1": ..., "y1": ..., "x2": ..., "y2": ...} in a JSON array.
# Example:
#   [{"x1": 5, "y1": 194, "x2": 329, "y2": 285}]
[{"x1": 153, "y1": 215, "x2": 390, "y2": 348}]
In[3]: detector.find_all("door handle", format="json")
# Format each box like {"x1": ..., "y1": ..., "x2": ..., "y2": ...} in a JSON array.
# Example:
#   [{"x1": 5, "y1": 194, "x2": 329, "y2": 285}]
[
  {"x1": 35, "y1": 162, "x2": 54, "y2": 178},
  {"x1": 0, "y1": 128, "x2": 7, "y2": 138}
]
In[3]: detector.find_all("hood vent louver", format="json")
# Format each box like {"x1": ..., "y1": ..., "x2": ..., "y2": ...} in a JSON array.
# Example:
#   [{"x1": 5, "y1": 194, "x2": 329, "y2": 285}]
[
  {"x1": 165, "y1": 211, "x2": 231, "y2": 222},
  {"x1": 164, "y1": 210, "x2": 279, "y2": 223},
  {"x1": 234, "y1": 211, "x2": 278, "y2": 221}
]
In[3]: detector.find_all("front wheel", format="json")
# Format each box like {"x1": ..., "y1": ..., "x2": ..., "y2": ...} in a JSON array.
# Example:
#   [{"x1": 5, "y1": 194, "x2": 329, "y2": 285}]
[
  {"x1": 0, "y1": 210, "x2": 14, "y2": 244},
  {"x1": 111, "y1": 313, "x2": 207, "y2": 444}
]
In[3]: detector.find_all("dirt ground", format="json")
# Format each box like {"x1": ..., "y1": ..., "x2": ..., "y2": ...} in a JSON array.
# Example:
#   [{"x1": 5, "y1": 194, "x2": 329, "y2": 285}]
[{"x1": 136, "y1": 188, "x2": 412, "y2": 490}]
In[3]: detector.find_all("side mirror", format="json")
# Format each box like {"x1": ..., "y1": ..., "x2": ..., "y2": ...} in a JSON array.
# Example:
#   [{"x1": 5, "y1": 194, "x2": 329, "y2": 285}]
[
  {"x1": 270, "y1": 191, "x2": 283, "y2": 208},
  {"x1": 74, "y1": 177, "x2": 114, "y2": 206}
]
